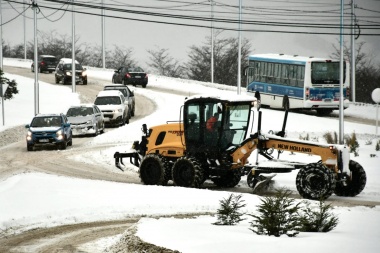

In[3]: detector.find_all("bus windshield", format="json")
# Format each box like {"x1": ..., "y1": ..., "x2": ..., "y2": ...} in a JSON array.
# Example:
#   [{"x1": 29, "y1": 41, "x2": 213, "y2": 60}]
[{"x1": 311, "y1": 62, "x2": 345, "y2": 85}]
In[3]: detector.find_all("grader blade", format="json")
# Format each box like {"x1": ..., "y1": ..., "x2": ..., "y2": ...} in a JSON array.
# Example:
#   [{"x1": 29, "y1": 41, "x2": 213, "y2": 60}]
[{"x1": 252, "y1": 174, "x2": 277, "y2": 194}]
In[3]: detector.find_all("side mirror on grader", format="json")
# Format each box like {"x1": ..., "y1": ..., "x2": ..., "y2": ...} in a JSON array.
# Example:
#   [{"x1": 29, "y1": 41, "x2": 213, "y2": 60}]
[{"x1": 114, "y1": 94, "x2": 366, "y2": 200}]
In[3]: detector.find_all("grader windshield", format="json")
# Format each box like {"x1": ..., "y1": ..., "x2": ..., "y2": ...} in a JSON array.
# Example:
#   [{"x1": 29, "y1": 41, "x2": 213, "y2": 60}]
[{"x1": 183, "y1": 97, "x2": 253, "y2": 154}]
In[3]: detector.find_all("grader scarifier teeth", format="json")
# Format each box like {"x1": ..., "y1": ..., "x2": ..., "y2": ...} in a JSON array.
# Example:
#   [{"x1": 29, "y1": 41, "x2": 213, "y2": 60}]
[{"x1": 114, "y1": 151, "x2": 141, "y2": 171}]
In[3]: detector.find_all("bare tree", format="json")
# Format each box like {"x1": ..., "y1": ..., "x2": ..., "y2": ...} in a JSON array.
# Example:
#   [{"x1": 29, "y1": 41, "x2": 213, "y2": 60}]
[
  {"x1": 187, "y1": 33, "x2": 251, "y2": 86},
  {"x1": 331, "y1": 41, "x2": 380, "y2": 103},
  {"x1": 107, "y1": 45, "x2": 137, "y2": 69},
  {"x1": 146, "y1": 46, "x2": 185, "y2": 78}
]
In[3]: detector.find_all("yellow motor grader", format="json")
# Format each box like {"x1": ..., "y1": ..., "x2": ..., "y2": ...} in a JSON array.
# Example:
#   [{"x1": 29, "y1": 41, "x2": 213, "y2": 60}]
[{"x1": 114, "y1": 95, "x2": 366, "y2": 200}]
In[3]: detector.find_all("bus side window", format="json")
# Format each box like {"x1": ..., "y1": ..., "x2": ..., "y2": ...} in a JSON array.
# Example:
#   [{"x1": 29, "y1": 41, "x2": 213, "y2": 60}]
[
  {"x1": 267, "y1": 63, "x2": 274, "y2": 84},
  {"x1": 260, "y1": 62, "x2": 267, "y2": 83},
  {"x1": 289, "y1": 65, "x2": 297, "y2": 86},
  {"x1": 297, "y1": 66, "x2": 305, "y2": 87},
  {"x1": 274, "y1": 63, "x2": 281, "y2": 84},
  {"x1": 281, "y1": 64, "x2": 289, "y2": 85}
]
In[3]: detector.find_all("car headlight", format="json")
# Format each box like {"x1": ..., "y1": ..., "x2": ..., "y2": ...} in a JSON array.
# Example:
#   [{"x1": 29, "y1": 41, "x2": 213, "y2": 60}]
[
  {"x1": 82, "y1": 70, "x2": 87, "y2": 77},
  {"x1": 26, "y1": 131, "x2": 32, "y2": 141},
  {"x1": 66, "y1": 71, "x2": 72, "y2": 76},
  {"x1": 56, "y1": 129, "x2": 64, "y2": 140},
  {"x1": 114, "y1": 109, "x2": 123, "y2": 113},
  {"x1": 86, "y1": 120, "x2": 93, "y2": 125}
]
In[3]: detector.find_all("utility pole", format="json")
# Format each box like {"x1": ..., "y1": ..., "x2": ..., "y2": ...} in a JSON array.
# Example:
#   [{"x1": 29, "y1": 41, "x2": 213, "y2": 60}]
[
  {"x1": 71, "y1": 0, "x2": 76, "y2": 92},
  {"x1": 102, "y1": 0, "x2": 105, "y2": 68},
  {"x1": 0, "y1": 0, "x2": 3, "y2": 70},
  {"x1": 24, "y1": 0, "x2": 27, "y2": 59},
  {"x1": 32, "y1": 0, "x2": 39, "y2": 115},
  {"x1": 339, "y1": 0, "x2": 345, "y2": 144},
  {"x1": 210, "y1": 0, "x2": 214, "y2": 83},
  {"x1": 351, "y1": 0, "x2": 356, "y2": 102},
  {"x1": 237, "y1": 0, "x2": 242, "y2": 95}
]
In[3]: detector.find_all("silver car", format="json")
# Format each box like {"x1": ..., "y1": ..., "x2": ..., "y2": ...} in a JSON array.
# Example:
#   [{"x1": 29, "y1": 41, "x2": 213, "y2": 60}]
[{"x1": 66, "y1": 104, "x2": 105, "y2": 136}]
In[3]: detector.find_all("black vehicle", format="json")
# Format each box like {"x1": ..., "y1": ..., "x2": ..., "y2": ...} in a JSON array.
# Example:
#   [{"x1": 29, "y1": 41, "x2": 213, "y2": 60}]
[
  {"x1": 103, "y1": 85, "x2": 136, "y2": 117},
  {"x1": 55, "y1": 58, "x2": 88, "y2": 85},
  {"x1": 31, "y1": 55, "x2": 58, "y2": 73},
  {"x1": 112, "y1": 66, "x2": 148, "y2": 88}
]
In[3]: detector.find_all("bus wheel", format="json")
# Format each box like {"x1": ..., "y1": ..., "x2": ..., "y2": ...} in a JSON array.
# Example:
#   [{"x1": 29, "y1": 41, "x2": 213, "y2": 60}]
[{"x1": 282, "y1": 95, "x2": 290, "y2": 111}]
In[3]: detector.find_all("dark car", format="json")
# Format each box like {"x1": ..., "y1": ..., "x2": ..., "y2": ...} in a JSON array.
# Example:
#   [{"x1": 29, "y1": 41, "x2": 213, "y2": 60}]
[
  {"x1": 55, "y1": 58, "x2": 88, "y2": 85},
  {"x1": 112, "y1": 66, "x2": 148, "y2": 88},
  {"x1": 31, "y1": 55, "x2": 58, "y2": 73},
  {"x1": 25, "y1": 113, "x2": 73, "y2": 151},
  {"x1": 104, "y1": 85, "x2": 136, "y2": 117}
]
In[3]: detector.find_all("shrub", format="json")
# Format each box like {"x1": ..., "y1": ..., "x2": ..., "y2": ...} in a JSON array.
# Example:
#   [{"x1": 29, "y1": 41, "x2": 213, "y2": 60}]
[
  {"x1": 299, "y1": 201, "x2": 339, "y2": 232},
  {"x1": 323, "y1": 131, "x2": 338, "y2": 144},
  {"x1": 213, "y1": 193, "x2": 246, "y2": 226},
  {"x1": 345, "y1": 132, "x2": 359, "y2": 156},
  {"x1": 376, "y1": 140, "x2": 380, "y2": 151},
  {"x1": 249, "y1": 188, "x2": 302, "y2": 237},
  {"x1": 299, "y1": 133, "x2": 310, "y2": 141}
]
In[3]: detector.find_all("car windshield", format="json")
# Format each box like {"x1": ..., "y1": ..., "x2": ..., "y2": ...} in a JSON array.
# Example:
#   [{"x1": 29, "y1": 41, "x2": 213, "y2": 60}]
[
  {"x1": 63, "y1": 63, "x2": 83, "y2": 71},
  {"x1": 95, "y1": 96, "x2": 121, "y2": 105},
  {"x1": 128, "y1": 67, "x2": 144, "y2": 72},
  {"x1": 67, "y1": 107, "x2": 93, "y2": 117},
  {"x1": 31, "y1": 116, "x2": 62, "y2": 127}
]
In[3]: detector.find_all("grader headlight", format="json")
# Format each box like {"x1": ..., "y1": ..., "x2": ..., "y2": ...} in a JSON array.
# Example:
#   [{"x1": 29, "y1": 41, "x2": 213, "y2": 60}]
[{"x1": 329, "y1": 146, "x2": 337, "y2": 154}]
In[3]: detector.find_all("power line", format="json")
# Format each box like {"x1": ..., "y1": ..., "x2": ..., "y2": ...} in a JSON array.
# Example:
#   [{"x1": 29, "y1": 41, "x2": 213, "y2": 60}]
[{"x1": 3, "y1": 0, "x2": 380, "y2": 36}]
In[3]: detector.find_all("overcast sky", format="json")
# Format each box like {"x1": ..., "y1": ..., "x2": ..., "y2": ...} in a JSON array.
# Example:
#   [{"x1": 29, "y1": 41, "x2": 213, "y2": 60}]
[{"x1": 1, "y1": 0, "x2": 379, "y2": 69}]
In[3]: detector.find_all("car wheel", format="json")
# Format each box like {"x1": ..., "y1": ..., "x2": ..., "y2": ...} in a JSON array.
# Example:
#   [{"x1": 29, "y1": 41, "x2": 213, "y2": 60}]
[
  {"x1": 83, "y1": 79, "x2": 87, "y2": 85},
  {"x1": 39, "y1": 67, "x2": 42, "y2": 73},
  {"x1": 112, "y1": 77, "x2": 115, "y2": 83},
  {"x1": 55, "y1": 76, "x2": 59, "y2": 84},
  {"x1": 68, "y1": 134, "x2": 73, "y2": 146},
  {"x1": 27, "y1": 144, "x2": 34, "y2": 151},
  {"x1": 126, "y1": 112, "x2": 130, "y2": 124},
  {"x1": 142, "y1": 83, "x2": 147, "y2": 88},
  {"x1": 31, "y1": 66, "x2": 34, "y2": 72},
  {"x1": 59, "y1": 141, "x2": 67, "y2": 150},
  {"x1": 131, "y1": 106, "x2": 135, "y2": 117},
  {"x1": 93, "y1": 125, "x2": 99, "y2": 136},
  {"x1": 100, "y1": 122, "x2": 105, "y2": 133},
  {"x1": 63, "y1": 78, "x2": 67, "y2": 85}
]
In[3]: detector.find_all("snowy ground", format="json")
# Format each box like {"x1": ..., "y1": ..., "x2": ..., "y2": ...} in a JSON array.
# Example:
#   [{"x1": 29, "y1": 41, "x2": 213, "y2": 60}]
[{"x1": 1, "y1": 58, "x2": 380, "y2": 252}]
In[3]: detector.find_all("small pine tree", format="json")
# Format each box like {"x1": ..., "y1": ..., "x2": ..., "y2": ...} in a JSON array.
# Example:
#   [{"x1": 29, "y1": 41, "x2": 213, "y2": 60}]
[
  {"x1": 345, "y1": 132, "x2": 360, "y2": 156},
  {"x1": 299, "y1": 201, "x2": 339, "y2": 232},
  {"x1": 213, "y1": 193, "x2": 246, "y2": 226},
  {"x1": 376, "y1": 140, "x2": 380, "y2": 151},
  {"x1": 249, "y1": 188, "x2": 302, "y2": 237},
  {"x1": 323, "y1": 132, "x2": 337, "y2": 144}
]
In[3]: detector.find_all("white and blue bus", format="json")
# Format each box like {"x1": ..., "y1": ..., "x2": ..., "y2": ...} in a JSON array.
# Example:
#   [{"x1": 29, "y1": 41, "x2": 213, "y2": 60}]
[{"x1": 246, "y1": 54, "x2": 350, "y2": 116}]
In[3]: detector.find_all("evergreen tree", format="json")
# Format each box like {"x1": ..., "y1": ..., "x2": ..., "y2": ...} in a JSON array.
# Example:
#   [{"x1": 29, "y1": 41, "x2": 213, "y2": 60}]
[
  {"x1": 213, "y1": 193, "x2": 246, "y2": 226},
  {"x1": 0, "y1": 68, "x2": 18, "y2": 100},
  {"x1": 249, "y1": 188, "x2": 302, "y2": 237},
  {"x1": 299, "y1": 201, "x2": 339, "y2": 232}
]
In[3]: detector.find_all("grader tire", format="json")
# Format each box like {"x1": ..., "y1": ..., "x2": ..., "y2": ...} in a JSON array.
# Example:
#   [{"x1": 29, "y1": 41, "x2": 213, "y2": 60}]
[
  {"x1": 212, "y1": 169, "x2": 241, "y2": 188},
  {"x1": 334, "y1": 160, "x2": 367, "y2": 197},
  {"x1": 296, "y1": 162, "x2": 335, "y2": 200},
  {"x1": 139, "y1": 154, "x2": 165, "y2": 185},
  {"x1": 172, "y1": 157, "x2": 203, "y2": 188}
]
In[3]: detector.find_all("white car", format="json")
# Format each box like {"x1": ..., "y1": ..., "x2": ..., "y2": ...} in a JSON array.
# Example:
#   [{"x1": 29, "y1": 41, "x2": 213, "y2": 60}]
[
  {"x1": 66, "y1": 104, "x2": 105, "y2": 136},
  {"x1": 94, "y1": 90, "x2": 130, "y2": 126}
]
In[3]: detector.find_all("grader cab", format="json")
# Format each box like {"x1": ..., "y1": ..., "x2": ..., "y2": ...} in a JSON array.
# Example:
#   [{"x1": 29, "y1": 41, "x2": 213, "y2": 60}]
[{"x1": 114, "y1": 95, "x2": 366, "y2": 200}]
